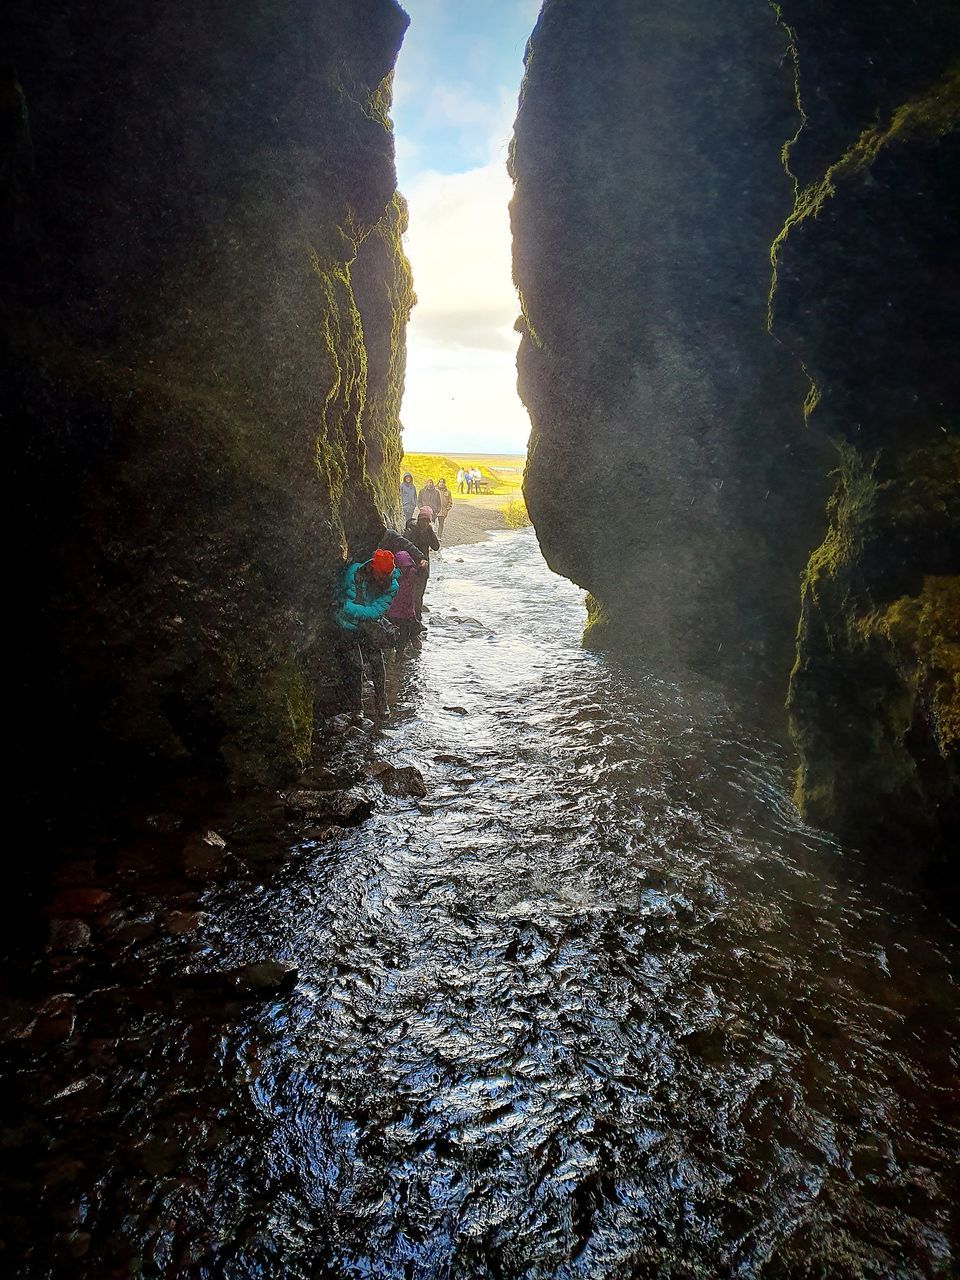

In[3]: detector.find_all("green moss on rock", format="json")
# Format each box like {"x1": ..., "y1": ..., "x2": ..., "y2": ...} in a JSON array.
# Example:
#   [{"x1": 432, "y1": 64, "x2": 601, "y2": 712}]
[
  {"x1": 581, "y1": 593, "x2": 612, "y2": 650},
  {"x1": 353, "y1": 188, "x2": 416, "y2": 521},
  {"x1": 771, "y1": 64, "x2": 960, "y2": 339},
  {"x1": 769, "y1": 6, "x2": 959, "y2": 859},
  {"x1": 788, "y1": 442, "x2": 959, "y2": 848},
  {"x1": 5, "y1": 0, "x2": 412, "y2": 808},
  {"x1": 865, "y1": 577, "x2": 960, "y2": 757},
  {"x1": 511, "y1": 0, "x2": 824, "y2": 686}
]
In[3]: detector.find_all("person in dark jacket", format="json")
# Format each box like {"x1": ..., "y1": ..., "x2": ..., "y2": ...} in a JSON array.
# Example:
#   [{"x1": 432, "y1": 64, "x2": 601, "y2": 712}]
[
  {"x1": 370, "y1": 510, "x2": 427, "y2": 568},
  {"x1": 334, "y1": 548, "x2": 399, "y2": 717},
  {"x1": 436, "y1": 478, "x2": 453, "y2": 537},
  {"x1": 399, "y1": 472, "x2": 418, "y2": 524},
  {"x1": 418, "y1": 479, "x2": 440, "y2": 520},
  {"x1": 404, "y1": 506, "x2": 440, "y2": 621}
]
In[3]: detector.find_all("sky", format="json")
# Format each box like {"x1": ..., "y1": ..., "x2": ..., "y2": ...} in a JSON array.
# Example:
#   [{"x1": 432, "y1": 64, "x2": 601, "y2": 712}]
[{"x1": 390, "y1": 0, "x2": 541, "y2": 455}]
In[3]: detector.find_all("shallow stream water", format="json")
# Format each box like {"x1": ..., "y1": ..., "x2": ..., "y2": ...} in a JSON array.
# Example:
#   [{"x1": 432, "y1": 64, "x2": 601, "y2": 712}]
[{"x1": 3, "y1": 528, "x2": 958, "y2": 1278}]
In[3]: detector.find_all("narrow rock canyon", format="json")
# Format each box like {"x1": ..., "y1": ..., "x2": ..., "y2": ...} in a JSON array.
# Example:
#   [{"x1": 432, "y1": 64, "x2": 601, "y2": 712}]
[{"x1": 512, "y1": 0, "x2": 959, "y2": 858}]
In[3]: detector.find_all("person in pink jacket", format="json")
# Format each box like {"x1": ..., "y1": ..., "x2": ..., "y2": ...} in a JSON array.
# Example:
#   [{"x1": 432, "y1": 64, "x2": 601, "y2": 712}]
[{"x1": 387, "y1": 550, "x2": 422, "y2": 655}]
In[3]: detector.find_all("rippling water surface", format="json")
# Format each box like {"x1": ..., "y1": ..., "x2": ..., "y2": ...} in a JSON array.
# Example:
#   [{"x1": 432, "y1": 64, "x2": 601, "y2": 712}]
[{"x1": 4, "y1": 529, "x2": 958, "y2": 1278}]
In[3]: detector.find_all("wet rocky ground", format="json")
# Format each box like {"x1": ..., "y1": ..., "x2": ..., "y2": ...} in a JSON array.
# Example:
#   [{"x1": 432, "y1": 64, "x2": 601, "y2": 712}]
[
  {"x1": 0, "y1": 722, "x2": 427, "y2": 1274},
  {"x1": 2, "y1": 529, "x2": 958, "y2": 1278}
]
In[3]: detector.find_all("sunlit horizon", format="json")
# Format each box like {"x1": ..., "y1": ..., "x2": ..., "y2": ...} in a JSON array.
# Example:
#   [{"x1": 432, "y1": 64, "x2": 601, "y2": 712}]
[{"x1": 390, "y1": 0, "x2": 539, "y2": 456}]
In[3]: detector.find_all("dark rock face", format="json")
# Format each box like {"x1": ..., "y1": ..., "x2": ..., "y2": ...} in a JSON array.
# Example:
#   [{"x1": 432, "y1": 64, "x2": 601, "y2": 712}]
[
  {"x1": 771, "y1": 11, "x2": 960, "y2": 851},
  {"x1": 510, "y1": 0, "x2": 826, "y2": 681},
  {"x1": 511, "y1": 0, "x2": 959, "y2": 856},
  {"x1": 3, "y1": 2, "x2": 412, "y2": 797}
]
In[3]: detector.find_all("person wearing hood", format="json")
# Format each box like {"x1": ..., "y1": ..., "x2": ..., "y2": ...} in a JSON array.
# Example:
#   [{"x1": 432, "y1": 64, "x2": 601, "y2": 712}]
[
  {"x1": 387, "y1": 550, "x2": 421, "y2": 655},
  {"x1": 334, "y1": 548, "x2": 400, "y2": 717},
  {"x1": 404, "y1": 506, "x2": 441, "y2": 622},
  {"x1": 372, "y1": 510, "x2": 427, "y2": 570},
  {"x1": 400, "y1": 472, "x2": 418, "y2": 524}
]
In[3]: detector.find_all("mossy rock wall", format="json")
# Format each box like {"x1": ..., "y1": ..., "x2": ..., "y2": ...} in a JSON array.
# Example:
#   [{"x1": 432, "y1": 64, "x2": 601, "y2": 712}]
[
  {"x1": 512, "y1": 0, "x2": 959, "y2": 858},
  {"x1": 510, "y1": 0, "x2": 827, "y2": 687},
  {"x1": 771, "y1": 8, "x2": 960, "y2": 854},
  {"x1": 3, "y1": 1, "x2": 412, "y2": 799}
]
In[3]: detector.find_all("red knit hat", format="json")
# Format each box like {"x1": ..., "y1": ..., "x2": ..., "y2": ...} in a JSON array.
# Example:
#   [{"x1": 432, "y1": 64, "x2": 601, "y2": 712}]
[{"x1": 370, "y1": 549, "x2": 395, "y2": 576}]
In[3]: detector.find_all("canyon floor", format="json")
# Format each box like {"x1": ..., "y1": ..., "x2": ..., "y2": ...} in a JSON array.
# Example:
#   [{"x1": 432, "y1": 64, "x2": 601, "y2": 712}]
[
  {"x1": 435, "y1": 495, "x2": 511, "y2": 547},
  {"x1": 2, "y1": 528, "x2": 957, "y2": 1278}
]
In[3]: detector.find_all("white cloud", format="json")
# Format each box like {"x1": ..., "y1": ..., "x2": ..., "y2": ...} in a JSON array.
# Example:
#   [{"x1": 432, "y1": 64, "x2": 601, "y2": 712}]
[
  {"x1": 427, "y1": 81, "x2": 497, "y2": 128},
  {"x1": 394, "y1": 133, "x2": 421, "y2": 167},
  {"x1": 404, "y1": 161, "x2": 516, "y2": 351},
  {"x1": 486, "y1": 83, "x2": 521, "y2": 162},
  {"x1": 402, "y1": 344, "x2": 529, "y2": 454},
  {"x1": 389, "y1": 1, "x2": 541, "y2": 454},
  {"x1": 400, "y1": 159, "x2": 529, "y2": 452}
]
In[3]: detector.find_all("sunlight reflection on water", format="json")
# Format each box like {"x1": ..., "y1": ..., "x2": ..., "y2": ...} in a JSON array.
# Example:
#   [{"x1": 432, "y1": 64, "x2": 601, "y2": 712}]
[
  {"x1": 202, "y1": 529, "x2": 957, "y2": 1278},
  {"x1": 8, "y1": 528, "x2": 958, "y2": 1279}
]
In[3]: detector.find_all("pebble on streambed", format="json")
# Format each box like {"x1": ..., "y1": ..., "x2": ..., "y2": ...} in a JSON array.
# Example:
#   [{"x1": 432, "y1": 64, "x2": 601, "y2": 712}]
[
  {"x1": 226, "y1": 959, "x2": 299, "y2": 996},
  {"x1": 364, "y1": 760, "x2": 428, "y2": 798},
  {"x1": 282, "y1": 788, "x2": 375, "y2": 826}
]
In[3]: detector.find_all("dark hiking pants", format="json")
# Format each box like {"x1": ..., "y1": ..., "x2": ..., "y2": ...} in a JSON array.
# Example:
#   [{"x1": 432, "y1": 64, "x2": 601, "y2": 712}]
[
  {"x1": 336, "y1": 635, "x2": 386, "y2": 713},
  {"x1": 394, "y1": 619, "x2": 421, "y2": 654}
]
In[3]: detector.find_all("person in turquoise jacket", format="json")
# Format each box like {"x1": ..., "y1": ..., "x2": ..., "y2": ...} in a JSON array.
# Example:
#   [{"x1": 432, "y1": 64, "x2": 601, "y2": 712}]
[{"x1": 335, "y1": 549, "x2": 400, "y2": 716}]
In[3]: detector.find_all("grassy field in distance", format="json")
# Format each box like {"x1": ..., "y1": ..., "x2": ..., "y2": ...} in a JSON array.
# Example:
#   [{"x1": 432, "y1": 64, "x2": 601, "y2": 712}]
[
  {"x1": 400, "y1": 452, "x2": 526, "y2": 497},
  {"x1": 445, "y1": 452, "x2": 525, "y2": 471}
]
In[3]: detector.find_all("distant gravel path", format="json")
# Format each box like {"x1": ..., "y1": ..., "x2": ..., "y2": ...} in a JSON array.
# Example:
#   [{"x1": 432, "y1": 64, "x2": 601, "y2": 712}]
[{"x1": 436, "y1": 495, "x2": 508, "y2": 547}]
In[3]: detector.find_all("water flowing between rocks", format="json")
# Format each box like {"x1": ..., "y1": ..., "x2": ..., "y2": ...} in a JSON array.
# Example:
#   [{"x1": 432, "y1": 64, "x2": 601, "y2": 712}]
[{"x1": 4, "y1": 529, "x2": 958, "y2": 1278}]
